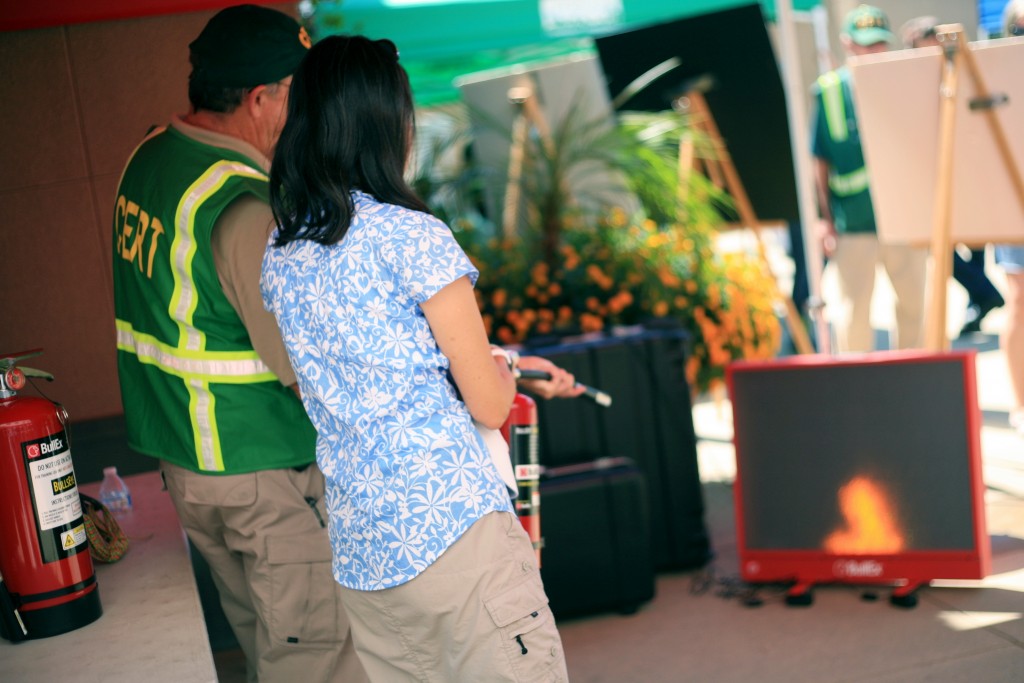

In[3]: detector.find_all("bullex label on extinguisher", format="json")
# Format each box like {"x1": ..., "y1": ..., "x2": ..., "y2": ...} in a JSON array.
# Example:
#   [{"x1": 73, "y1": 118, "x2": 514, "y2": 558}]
[
  {"x1": 21, "y1": 430, "x2": 88, "y2": 563},
  {"x1": 514, "y1": 464, "x2": 541, "y2": 480},
  {"x1": 511, "y1": 424, "x2": 539, "y2": 515},
  {"x1": 511, "y1": 425, "x2": 538, "y2": 465}
]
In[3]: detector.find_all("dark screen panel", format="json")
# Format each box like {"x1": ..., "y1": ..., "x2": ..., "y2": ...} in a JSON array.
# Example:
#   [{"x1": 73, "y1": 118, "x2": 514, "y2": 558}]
[
  {"x1": 730, "y1": 356, "x2": 977, "y2": 552},
  {"x1": 595, "y1": 3, "x2": 799, "y2": 223}
]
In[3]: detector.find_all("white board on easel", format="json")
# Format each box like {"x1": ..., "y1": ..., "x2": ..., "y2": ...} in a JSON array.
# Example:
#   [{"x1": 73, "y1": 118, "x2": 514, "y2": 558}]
[{"x1": 848, "y1": 37, "x2": 1024, "y2": 247}]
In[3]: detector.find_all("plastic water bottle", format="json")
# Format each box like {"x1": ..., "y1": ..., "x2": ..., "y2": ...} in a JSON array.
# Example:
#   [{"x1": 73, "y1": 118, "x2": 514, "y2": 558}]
[{"x1": 98, "y1": 466, "x2": 133, "y2": 515}]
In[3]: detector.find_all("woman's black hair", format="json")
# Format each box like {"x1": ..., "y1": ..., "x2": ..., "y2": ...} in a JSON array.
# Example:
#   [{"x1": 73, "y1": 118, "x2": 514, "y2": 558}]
[{"x1": 270, "y1": 35, "x2": 430, "y2": 246}]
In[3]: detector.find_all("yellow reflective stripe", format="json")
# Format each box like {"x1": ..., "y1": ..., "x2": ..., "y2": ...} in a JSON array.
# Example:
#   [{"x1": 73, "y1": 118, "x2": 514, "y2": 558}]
[
  {"x1": 189, "y1": 378, "x2": 224, "y2": 471},
  {"x1": 818, "y1": 72, "x2": 848, "y2": 142},
  {"x1": 169, "y1": 160, "x2": 267, "y2": 351},
  {"x1": 828, "y1": 167, "x2": 869, "y2": 196},
  {"x1": 164, "y1": 160, "x2": 268, "y2": 473},
  {"x1": 116, "y1": 320, "x2": 277, "y2": 383}
]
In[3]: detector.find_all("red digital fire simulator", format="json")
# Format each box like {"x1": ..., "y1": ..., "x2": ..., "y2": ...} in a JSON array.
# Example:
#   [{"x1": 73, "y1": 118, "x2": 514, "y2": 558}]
[{"x1": 726, "y1": 350, "x2": 990, "y2": 607}]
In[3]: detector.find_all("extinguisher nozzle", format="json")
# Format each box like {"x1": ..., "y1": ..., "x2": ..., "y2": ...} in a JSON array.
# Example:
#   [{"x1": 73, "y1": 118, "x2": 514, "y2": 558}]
[
  {"x1": 580, "y1": 384, "x2": 613, "y2": 408},
  {"x1": 515, "y1": 368, "x2": 612, "y2": 407}
]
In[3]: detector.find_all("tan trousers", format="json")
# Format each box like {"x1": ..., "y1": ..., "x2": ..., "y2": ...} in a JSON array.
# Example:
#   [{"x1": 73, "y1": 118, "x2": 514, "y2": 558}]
[
  {"x1": 160, "y1": 461, "x2": 367, "y2": 683},
  {"x1": 830, "y1": 233, "x2": 929, "y2": 352},
  {"x1": 338, "y1": 511, "x2": 569, "y2": 682}
]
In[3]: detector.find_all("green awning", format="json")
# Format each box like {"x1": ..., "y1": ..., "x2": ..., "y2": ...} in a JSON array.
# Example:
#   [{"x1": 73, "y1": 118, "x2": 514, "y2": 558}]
[{"x1": 311, "y1": 0, "x2": 819, "y2": 105}]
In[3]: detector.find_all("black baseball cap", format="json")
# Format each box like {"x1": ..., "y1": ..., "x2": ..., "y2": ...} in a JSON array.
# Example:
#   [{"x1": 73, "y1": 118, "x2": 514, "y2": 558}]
[{"x1": 189, "y1": 4, "x2": 312, "y2": 88}]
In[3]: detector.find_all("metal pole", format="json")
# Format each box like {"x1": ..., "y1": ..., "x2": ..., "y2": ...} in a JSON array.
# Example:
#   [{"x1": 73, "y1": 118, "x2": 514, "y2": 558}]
[{"x1": 775, "y1": 0, "x2": 829, "y2": 354}]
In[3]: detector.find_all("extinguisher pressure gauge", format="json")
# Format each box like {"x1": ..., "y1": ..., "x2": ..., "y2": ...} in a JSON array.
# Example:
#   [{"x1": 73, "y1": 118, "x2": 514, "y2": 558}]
[
  {"x1": 4, "y1": 367, "x2": 26, "y2": 392},
  {"x1": 0, "y1": 347, "x2": 45, "y2": 398}
]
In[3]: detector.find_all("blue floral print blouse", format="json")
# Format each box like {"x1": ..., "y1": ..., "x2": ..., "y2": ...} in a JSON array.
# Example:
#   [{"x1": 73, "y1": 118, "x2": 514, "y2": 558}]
[{"x1": 261, "y1": 191, "x2": 513, "y2": 590}]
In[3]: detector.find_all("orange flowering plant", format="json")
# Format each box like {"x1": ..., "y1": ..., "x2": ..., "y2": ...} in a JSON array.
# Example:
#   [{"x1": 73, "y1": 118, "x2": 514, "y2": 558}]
[
  {"x1": 420, "y1": 108, "x2": 782, "y2": 394},
  {"x1": 453, "y1": 211, "x2": 781, "y2": 394}
]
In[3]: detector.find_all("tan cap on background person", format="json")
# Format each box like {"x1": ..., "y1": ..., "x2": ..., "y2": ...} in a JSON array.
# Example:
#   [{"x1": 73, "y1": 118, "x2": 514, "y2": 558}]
[
  {"x1": 189, "y1": 4, "x2": 312, "y2": 88},
  {"x1": 842, "y1": 4, "x2": 896, "y2": 46},
  {"x1": 899, "y1": 15, "x2": 939, "y2": 48},
  {"x1": 1005, "y1": 0, "x2": 1024, "y2": 36}
]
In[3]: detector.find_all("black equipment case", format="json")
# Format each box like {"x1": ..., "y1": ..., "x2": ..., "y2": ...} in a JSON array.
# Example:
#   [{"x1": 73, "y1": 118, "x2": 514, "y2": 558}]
[
  {"x1": 527, "y1": 329, "x2": 712, "y2": 571},
  {"x1": 538, "y1": 457, "x2": 655, "y2": 619}
]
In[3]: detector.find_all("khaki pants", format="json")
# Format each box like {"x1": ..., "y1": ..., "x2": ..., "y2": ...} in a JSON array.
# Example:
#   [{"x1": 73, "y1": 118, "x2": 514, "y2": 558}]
[
  {"x1": 160, "y1": 461, "x2": 367, "y2": 683},
  {"x1": 830, "y1": 233, "x2": 929, "y2": 352},
  {"x1": 338, "y1": 511, "x2": 569, "y2": 682}
]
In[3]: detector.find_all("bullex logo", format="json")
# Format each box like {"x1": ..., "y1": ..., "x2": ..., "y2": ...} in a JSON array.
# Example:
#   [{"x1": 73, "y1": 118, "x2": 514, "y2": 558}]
[
  {"x1": 25, "y1": 436, "x2": 63, "y2": 459},
  {"x1": 39, "y1": 437, "x2": 64, "y2": 455},
  {"x1": 833, "y1": 559, "x2": 884, "y2": 578}
]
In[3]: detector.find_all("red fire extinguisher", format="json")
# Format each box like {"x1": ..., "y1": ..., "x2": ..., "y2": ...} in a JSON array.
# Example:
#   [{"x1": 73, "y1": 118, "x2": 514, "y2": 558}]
[
  {"x1": 501, "y1": 392, "x2": 542, "y2": 565},
  {"x1": 0, "y1": 349, "x2": 102, "y2": 641},
  {"x1": 502, "y1": 366, "x2": 613, "y2": 565}
]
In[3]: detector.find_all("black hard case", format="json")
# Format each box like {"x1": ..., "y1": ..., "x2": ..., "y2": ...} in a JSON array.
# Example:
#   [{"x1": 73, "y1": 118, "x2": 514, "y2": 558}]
[
  {"x1": 538, "y1": 457, "x2": 655, "y2": 619},
  {"x1": 526, "y1": 329, "x2": 712, "y2": 570}
]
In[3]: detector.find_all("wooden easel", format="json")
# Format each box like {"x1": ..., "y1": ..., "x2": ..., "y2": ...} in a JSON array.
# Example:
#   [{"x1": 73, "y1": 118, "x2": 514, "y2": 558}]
[
  {"x1": 925, "y1": 24, "x2": 1024, "y2": 351},
  {"x1": 677, "y1": 90, "x2": 815, "y2": 355}
]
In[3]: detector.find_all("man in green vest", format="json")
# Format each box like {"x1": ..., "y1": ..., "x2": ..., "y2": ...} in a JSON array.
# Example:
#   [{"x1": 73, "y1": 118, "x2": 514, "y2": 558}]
[
  {"x1": 111, "y1": 6, "x2": 367, "y2": 681},
  {"x1": 811, "y1": 4, "x2": 929, "y2": 352}
]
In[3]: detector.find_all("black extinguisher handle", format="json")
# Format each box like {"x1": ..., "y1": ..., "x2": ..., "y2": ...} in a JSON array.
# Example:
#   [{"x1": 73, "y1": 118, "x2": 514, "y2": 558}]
[{"x1": 514, "y1": 369, "x2": 613, "y2": 408}]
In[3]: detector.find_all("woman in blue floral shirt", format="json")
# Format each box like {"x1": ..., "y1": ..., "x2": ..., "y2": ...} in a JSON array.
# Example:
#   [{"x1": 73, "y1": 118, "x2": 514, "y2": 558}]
[{"x1": 261, "y1": 35, "x2": 571, "y2": 682}]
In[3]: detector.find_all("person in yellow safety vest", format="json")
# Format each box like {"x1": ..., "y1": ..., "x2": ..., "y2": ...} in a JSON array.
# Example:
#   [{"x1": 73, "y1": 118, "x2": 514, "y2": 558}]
[
  {"x1": 810, "y1": 4, "x2": 929, "y2": 353},
  {"x1": 111, "y1": 6, "x2": 370, "y2": 682}
]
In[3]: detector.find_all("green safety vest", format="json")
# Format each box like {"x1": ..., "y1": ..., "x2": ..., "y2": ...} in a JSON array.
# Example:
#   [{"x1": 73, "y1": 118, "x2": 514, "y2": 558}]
[
  {"x1": 112, "y1": 125, "x2": 316, "y2": 474},
  {"x1": 814, "y1": 69, "x2": 877, "y2": 234},
  {"x1": 816, "y1": 71, "x2": 869, "y2": 197}
]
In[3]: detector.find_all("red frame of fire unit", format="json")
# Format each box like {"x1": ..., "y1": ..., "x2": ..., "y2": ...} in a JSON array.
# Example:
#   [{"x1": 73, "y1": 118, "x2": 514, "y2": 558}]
[{"x1": 726, "y1": 349, "x2": 991, "y2": 590}]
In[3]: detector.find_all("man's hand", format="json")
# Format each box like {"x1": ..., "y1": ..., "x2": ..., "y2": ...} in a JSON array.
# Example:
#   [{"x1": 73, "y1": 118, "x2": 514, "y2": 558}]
[{"x1": 817, "y1": 218, "x2": 838, "y2": 259}]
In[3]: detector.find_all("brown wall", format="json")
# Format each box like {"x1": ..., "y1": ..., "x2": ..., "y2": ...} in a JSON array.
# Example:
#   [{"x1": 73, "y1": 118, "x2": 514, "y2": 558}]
[{"x1": 0, "y1": 3, "x2": 294, "y2": 422}]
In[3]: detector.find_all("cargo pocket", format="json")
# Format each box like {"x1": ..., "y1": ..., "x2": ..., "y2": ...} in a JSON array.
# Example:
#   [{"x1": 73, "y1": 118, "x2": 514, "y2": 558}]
[
  {"x1": 180, "y1": 471, "x2": 256, "y2": 507},
  {"x1": 266, "y1": 532, "x2": 342, "y2": 648},
  {"x1": 485, "y1": 574, "x2": 565, "y2": 682}
]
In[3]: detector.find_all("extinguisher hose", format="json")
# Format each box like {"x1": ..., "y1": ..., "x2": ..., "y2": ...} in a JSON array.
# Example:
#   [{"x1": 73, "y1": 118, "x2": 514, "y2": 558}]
[
  {"x1": 79, "y1": 494, "x2": 130, "y2": 563},
  {"x1": 515, "y1": 369, "x2": 613, "y2": 407}
]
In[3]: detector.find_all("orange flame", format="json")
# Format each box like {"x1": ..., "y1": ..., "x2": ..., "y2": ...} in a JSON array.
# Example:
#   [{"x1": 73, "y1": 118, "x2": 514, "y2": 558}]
[{"x1": 824, "y1": 476, "x2": 905, "y2": 554}]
